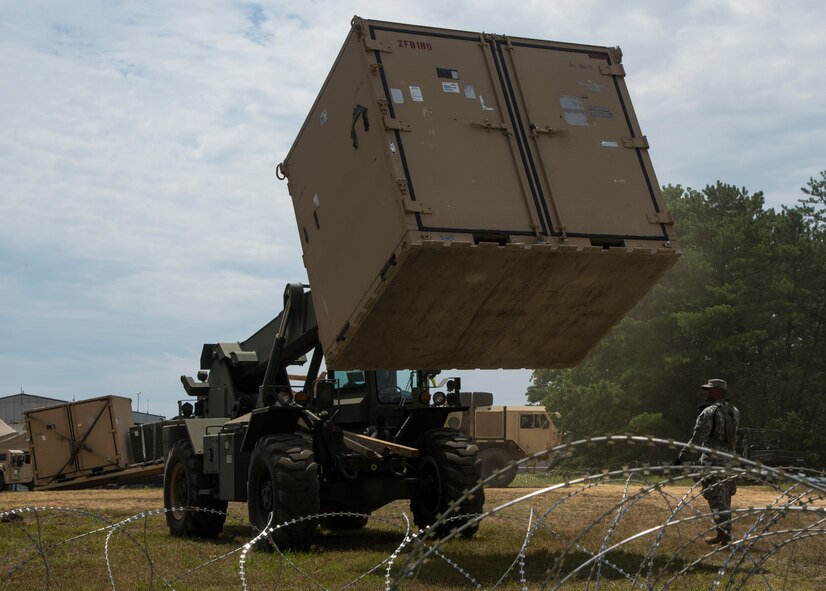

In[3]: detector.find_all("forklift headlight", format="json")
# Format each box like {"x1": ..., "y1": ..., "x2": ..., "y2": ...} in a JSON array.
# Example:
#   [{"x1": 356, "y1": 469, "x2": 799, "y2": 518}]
[
  {"x1": 433, "y1": 391, "x2": 446, "y2": 406},
  {"x1": 277, "y1": 391, "x2": 294, "y2": 406},
  {"x1": 419, "y1": 390, "x2": 431, "y2": 404},
  {"x1": 446, "y1": 392, "x2": 459, "y2": 406}
]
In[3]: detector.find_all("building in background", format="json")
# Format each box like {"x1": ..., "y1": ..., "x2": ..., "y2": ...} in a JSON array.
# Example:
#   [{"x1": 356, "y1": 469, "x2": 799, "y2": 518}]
[{"x1": 0, "y1": 391, "x2": 164, "y2": 431}]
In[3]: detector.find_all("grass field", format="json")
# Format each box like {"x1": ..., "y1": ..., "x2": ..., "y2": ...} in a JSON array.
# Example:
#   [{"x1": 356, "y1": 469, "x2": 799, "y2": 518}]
[{"x1": 1, "y1": 479, "x2": 824, "y2": 590}]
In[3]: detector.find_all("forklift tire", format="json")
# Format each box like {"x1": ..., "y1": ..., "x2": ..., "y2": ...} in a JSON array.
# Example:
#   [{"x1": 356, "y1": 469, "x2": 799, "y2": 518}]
[
  {"x1": 248, "y1": 432, "x2": 320, "y2": 550},
  {"x1": 411, "y1": 428, "x2": 485, "y2": 538},
  {"x1": 479, "y1": 447, "x2": 518, "y2": 487},
  {"x1": 163, "y1": 441, "x2": 227, "y2": 538},
  {"x1": 322, "y1": 505, "x2": 370, "y2": 531}
]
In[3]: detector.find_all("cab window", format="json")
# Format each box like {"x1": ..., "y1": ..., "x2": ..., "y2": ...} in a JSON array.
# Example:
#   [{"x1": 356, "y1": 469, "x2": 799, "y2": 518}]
[
  {"x1": 0, "y1": 453, "x2": 6, "y2": 462},
  {"x1": 376, "y1": 370, "x2": 417, "y2": 404},
  {"x1": 331, "y1": 370, "x2": 366, "y2": 389},
  {"x1": 520, "y1": 413, "x2": 551, "y2": 429}
]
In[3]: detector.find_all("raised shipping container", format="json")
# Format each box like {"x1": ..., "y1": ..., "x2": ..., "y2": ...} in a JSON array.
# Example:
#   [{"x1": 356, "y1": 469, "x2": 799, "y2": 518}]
[
  {"x1": 25, "y1": 395, "x2": 134, "y2": 487},
  {"x1": 282, "y1": 17, "x2": 679, "y2": 370}
]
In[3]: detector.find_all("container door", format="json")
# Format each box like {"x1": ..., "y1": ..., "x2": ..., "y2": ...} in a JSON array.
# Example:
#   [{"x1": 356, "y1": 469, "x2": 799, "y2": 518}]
[
  {"x1": 26, "y1": 406, "x2": 76, "y2": 480},
  {"x1": 70, "y1": 398, "x2": 120, "y2": 471},
  {"x1": 367, "y1": 24, "x2": 548, "y2": 237},
  {"x1": 495, "y1": 38, "x2": 668, "y2": 241}
]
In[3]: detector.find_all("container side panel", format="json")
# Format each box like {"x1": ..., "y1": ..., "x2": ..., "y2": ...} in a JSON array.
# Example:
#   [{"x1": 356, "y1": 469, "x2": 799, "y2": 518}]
[
  {"x1": 500, "y1": 40, "x2": 668, "y2": 240},
  {"x1": 285, "y1": 31, "x2": 408, "y2": 352},
  {"x1": 371, "y1": 25, "x2": 539, "y2": 235}
]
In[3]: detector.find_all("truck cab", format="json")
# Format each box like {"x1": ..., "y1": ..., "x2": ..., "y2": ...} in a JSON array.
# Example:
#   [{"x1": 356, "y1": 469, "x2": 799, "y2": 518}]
[{"x1": 0, "y1": 449, "x2": 33, "y2": 491}]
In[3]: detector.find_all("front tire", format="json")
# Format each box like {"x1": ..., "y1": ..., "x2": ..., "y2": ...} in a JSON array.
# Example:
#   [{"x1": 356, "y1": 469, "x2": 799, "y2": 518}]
[
  {"x1": 163, "y1": 441, "x2": 227, "y2": 538},
  {"x1": 248, "y1": 432, "x2": 320, "y2": 550},
  {"x1": 411, "y1": 428, "x2": 485, "y2": 538}
]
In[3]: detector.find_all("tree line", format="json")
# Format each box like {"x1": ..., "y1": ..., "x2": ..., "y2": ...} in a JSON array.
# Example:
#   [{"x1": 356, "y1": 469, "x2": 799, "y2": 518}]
[{"x1": 527, "y1": 171, "x2": 826, "y2": 468}]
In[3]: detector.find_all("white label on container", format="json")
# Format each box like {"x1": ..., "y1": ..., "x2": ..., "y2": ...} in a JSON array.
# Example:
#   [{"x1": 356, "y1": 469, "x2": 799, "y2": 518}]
[
  {"x1": 442, "y1": 81, "x2": 460, "y2": 93},
  {"x1": 560, "y1": 95, "x2": 589, "y2": 126},
  {"x1": 601, "y1": 141, "x2": 619, "y2": 148},
  {"x1": 319, "y1": 109, "x2": 328, "y2": 126},
  {"x1": 390, "y1": 88, "x2": 404, "y2": 104},
  {"x1": 409, "y1": 86, "x2": 424, "y2": 102},
  {"x1": 312, "y1": 193, "x2": 320, "y2": 208},
  {"x1": 464, "y1": 85, "x2": 477, "y2": 99},
  {"x1": 389, "y1": 142, "x2": 397, "y2": 153}
]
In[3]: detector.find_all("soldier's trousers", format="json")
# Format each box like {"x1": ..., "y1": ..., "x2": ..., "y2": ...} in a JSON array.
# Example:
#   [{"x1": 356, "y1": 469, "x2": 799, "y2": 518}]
[{"x1": 701, "y1": 475, "x2": 734, "y2": 535}]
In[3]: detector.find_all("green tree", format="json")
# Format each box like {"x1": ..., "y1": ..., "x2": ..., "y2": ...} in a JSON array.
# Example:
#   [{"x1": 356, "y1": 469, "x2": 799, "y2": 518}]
[{"x1": 528, "y1": 174, "x2": 826, "y2": 467}]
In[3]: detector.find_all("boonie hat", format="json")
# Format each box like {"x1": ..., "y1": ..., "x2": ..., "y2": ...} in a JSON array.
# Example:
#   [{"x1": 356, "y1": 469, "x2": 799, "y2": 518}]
[{"x1": 700, "y1": 378, "x2": 727, "y2": 391}]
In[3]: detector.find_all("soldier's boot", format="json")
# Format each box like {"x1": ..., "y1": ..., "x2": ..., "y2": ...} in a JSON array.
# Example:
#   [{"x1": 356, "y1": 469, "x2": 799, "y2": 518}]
[
  {"x1": 704, "y1": 527, "x2": 731, "y2": 545},
  {"x1": 705, "y1": 511, "x2": 732, "y2": 545}
]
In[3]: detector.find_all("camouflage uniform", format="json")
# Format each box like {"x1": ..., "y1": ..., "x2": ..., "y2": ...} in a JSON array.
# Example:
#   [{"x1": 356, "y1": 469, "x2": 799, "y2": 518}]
[{"x1": 684, "y1": 399, "x2": 740, "y2": 540}]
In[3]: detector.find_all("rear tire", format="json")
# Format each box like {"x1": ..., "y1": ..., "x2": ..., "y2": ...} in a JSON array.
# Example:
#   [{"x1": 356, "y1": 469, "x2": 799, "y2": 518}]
[
  {"x1": 479, "y1": 447, "x2": 518, "y2": 487},
  {"x1": 411, "y1": 428, "x2": 484, "y2": 538},
  {"x1": 248, "y1": 432, "x2": 320, "y2": 550},
  {"x1": 163, "y1": 441, "x2": 227, "y2": 538}
]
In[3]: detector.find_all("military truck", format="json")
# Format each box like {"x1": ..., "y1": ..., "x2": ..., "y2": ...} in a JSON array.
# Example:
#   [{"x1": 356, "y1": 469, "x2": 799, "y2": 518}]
[
  {"x1": 0, "y1": 448, "x2": 33, "y2": 491},
  {"x1": 0, "y1": 420, "x2": 32, "y2": 491},
  {"x1": 163, "y1": 284, "x2": 483, "y2": 547},
  {"x1": 447, "y1": 393, "x2": 560, "y2": 487},
  {"x1": 737, "y1": 428, "x2": 806, "y2": 468}
]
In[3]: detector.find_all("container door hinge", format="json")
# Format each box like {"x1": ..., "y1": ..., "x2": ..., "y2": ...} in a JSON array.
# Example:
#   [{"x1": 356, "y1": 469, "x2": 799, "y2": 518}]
[
  {"x1": 396, "y1": 178, "x2": 408, "y2": 194},
  {"x1": 647, "y1": 211, "x2": 674, "y2": 225},
  {"x1": 364, "y1": 38, "x2": 393, "y2": 53},
  {"x1": 622, "y1": 136, "x2": 649, "y2": 149},
  {"x1": 530, "y1": 124, "x2": 566, "y2": 137},
  {"x1": 403, "y1": 198, "x2": 432, "y2": 214},
  {"x1": 599, "y1": 63, "x2": 626, "y2": 77},
  {"x1": 383, "y1": 116, "x2": 412, "y2": 132},
  {"x1": 470, "y1": 120, "x2": 510, "y2": 133}
]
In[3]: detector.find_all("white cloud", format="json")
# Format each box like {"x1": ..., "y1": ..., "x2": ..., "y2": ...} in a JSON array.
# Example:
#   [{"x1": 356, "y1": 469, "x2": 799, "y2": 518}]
[{"x1": 1, "y1": 1, "x2": 825, "y2": 417}]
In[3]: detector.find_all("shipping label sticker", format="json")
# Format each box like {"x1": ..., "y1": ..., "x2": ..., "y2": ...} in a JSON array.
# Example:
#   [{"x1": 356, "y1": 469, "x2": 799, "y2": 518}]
[
  {"x1": 579, "y1": 80, "x2": 605, "y2": 92},
  {"x1": 464, "y1": 85, "x2": 477, "y2": 99},
  {"x1": 319, "y1": 109, "x2": 328, "y2": 126},
  {"x1": 560, "y1": 95, "x2": 589, "y2": 126},
  {"x1": 436, "y1": 67, "x2": 460, "y2": 79},
  {"x1": 442, "y1": 81, "x2": 460, "y2": 93},
  {"x1": 390, "y1": 88, "x2": 405, "y2": 104},
  {"x1": 409, "y1": 86, "x2": 424, "y2": 102},
  {"x1": 601, "y1": 141, "x2": 619, "y2": 148},
  {"x1": 589, "y1": 106, "x2": 614, "y2": 118}
]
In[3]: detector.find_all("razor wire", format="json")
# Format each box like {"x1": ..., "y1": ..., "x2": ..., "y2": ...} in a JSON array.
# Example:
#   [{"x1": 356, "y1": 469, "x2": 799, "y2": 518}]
[{"x1": 0, "y1": 435, "x2": 824, "y2": 591}]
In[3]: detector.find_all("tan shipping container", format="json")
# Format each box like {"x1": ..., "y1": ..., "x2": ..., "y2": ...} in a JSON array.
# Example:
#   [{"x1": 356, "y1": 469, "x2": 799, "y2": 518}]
[
  {"x1": 282, "y1": 17, "x2": 679, "y2": 370},
  {"x1": 25, "y1": 395, "x2": 134, "y2": 486}
]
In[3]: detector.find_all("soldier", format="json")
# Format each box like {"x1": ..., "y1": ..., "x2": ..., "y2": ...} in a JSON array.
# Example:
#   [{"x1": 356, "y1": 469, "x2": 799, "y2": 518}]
[{"x1": 675, "y1": 378, "x2": 740, "y2": 545}]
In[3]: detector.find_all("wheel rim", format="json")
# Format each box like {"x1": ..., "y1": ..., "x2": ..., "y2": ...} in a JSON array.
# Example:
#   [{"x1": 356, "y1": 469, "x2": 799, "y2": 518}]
[
  {"x1": 169, "y1": 462, "x2": 187, "y2": 520},
  {"x1": 419, "y1": 456, "x2": 442, "y2": 516},
  {"x1": 254, "y1": 468, "x2": 275, "y2": 526}
]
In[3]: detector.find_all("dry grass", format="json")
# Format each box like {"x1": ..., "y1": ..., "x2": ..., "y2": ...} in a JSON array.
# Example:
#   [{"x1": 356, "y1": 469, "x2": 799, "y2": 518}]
[{"x1": 1, "y1": 482, "x2": 824, "y2": 590}]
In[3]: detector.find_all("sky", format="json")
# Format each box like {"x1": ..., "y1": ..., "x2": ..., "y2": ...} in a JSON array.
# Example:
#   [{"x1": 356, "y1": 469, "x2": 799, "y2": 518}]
[{"x1": 1, "y1": 1, "x2": 825, "y2": 420}]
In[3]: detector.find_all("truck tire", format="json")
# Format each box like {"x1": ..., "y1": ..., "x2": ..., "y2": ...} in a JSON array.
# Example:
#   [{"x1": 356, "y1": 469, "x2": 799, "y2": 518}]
[
  {"x1": 479, "y1": 447, "x2": 518, "y2": 487},
  {"x1": 164, "y1": 441, "x2": 227, "y2": 538},
  {"x1": 0, "y1": 472, "x2": 6, "y2": 492},
  {"x1": 248, "y1": 432, "x2": 320, "y2": 549},
  {"x1": 411, "y1": 428, "x2": 484, "y2": 538}
]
